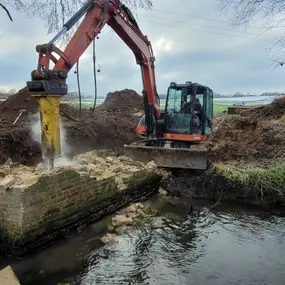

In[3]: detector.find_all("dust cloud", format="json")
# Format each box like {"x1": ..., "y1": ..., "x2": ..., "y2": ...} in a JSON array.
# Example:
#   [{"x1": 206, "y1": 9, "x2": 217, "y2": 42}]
[{"x1": 29, "y1": 112, "x2": 75, "y2": 167}]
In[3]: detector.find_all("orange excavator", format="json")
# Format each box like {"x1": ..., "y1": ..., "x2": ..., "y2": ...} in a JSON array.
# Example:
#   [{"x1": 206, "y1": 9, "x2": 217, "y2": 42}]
[{"x1": 27, "y1": 0, "x2": 213, "y2": 170}]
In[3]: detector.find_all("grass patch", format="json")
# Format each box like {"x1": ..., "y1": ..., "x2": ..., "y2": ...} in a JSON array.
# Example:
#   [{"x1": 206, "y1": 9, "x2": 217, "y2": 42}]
[
  {"x1": 213, "y1": 103, "x2": 229, "y2": 115},
  {"x1": 213, "y1": 162, "x2": 285, "y2": 197}
]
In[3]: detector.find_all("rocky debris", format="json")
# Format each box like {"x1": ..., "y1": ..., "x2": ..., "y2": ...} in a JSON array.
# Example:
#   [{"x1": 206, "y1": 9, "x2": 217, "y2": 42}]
[
  {"x1": 73, "y1": 150, "x2": 159, "y2": 190},
  {"x1": 0, "y1": 266, "x2": 20, "y2": 285},
  {"x1": 158, "y1": 187, "x2": 168, "y2": 196},
  {"x1": 111, "y1": 214, "x2": 134, "y2": 227},
  {"x1": 100, "y1": 202, "x2": 161, "y2": 243},
  {"x1": 100, "y1": 233, "x2": 119, "y2": 244},
  {"x1": 0, "y1": 150, "x2": 161, "y2": 193}
]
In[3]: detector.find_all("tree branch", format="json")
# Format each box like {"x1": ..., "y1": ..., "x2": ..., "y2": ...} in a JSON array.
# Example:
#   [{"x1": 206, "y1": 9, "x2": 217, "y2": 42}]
[{"x1": 0, "y1": 3, "x2": 13, "y2": 21}]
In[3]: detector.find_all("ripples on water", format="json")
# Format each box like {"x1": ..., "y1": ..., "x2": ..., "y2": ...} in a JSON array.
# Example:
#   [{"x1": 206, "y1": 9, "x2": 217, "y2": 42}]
[
  {"x1": 65, "y1": 205, "x2": 285, "y2": 285},
  {"x1": 8, "y1": 198, "x2": 285, "y2": 285}
]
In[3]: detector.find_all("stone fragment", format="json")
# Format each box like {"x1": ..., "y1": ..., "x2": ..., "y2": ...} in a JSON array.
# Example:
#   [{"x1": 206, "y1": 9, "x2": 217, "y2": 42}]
[
  {"x1": 0, "y1": 266, "x2": 20, "y2": 285},
  {"x1": 107, "y1": 223, "x2": 115, "y2": 233},
  {"x1": 136, "y1": 202, "x2": 144, "y2": 209},
  {"x1": 126, "y1": 212, "x2": 140, "y2": 219},
  {"x1": 145, "y1": 160, "x2": 157, "y2": 170},
  {"x1": 158, "y1": 187, "x2": 168, "y2": 195},
  {"x1": 0, "y1": 176, "x2": 18, "y2": 193},
  {"x1": 125, "y1": 204, "x2": 138, "y2": 213},
  {"x1": 112, "y1": 214, "x2": 133, "y2": 227},
  {"x1": 105, "y1": 156, "x2": 114, "y2": 163},
  {"x1": 114, "y1": 224, "x2": 130, "y2": 235},
  {"x1": 100, "y1": 233, "x2": 118, "y2": 244}
]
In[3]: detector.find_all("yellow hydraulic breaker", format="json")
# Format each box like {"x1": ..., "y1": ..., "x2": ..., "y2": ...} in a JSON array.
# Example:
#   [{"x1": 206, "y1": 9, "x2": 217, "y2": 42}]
[
  {"x1": 27, "y1": 65, "x2": 68, "y2": 170},
  {"x1": 32, "y1": 95, "x2": 62, "y2": 169}
]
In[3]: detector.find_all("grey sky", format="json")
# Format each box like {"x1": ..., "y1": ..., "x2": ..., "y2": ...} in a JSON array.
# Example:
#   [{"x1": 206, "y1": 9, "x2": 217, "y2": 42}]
[{"x1": 0, "y1": 0, "x2": 284, "y2": 96}]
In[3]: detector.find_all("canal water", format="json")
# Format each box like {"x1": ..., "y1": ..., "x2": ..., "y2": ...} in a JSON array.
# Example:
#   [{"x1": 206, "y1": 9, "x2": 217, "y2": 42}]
[{"x1": 3, "y1": 195, "x2": 285, "y2": 285}]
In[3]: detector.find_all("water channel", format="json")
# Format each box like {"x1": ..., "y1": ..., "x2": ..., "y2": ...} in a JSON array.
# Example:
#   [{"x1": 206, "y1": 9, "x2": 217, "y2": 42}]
[{"x1": 2, "y1": 195, "x2": 285, "y2": 285}]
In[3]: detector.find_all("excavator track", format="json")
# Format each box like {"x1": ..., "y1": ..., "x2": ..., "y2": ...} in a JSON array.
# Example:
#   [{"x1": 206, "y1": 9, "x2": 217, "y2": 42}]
[{"x1": 124, "y1": 142, "x2": 208, "y2": 170}]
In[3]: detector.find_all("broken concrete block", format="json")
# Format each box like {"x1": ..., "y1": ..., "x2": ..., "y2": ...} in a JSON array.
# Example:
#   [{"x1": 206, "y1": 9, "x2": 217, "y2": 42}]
[
  {"x1": 114, "y1": 224, "x2": 130, "y2": 235},
  {"x1": 100, "y1": 233, "x2": 118, "y2": 244},
  {"x1": 0, "y1": 176, "x2": 18, "y2": 193},
  {"x1": 112, "y1": 214, "x2": 133, "y2": 227},
  {"x1": 0, "y1": 266, "x2": 20, "y2": 285}
]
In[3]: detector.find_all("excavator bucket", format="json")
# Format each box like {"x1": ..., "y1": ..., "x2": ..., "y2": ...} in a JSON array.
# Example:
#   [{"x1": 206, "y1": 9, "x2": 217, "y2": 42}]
[{"x1": 123, "y1": 142, "x2": 208, "y2": 170}]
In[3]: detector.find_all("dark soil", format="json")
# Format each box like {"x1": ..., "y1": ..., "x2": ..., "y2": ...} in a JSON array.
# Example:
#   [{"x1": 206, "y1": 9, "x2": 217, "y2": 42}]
[
  {"x1": 0, "y1": 123, "x2": 42, "y2": 165},
  {"x1": 207, "y1": 100, "x2": 285, "y2": 163},
  {"x1": 0, "y1": 87, "x2": 39, "y2": 122},
  {"x1": 242, "y1": 96, "x2": 285, "y2": 120},
  {"x1": 163, "y1": 97, "x2": 285, "y2": 207},
  {"x1": 0, "y1": 88, "x2": 144, "y2": 165},
  {"x1": 161, "y1": 168, "x2": 285, "y2": 208}
]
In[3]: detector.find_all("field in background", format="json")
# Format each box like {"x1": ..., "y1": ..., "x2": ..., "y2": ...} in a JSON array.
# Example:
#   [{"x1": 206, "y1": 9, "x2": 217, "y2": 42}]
[
  {"x1": 66, "y1": 100, "x2": 238, "y2": 116},
  {"x1": 63, "y1": 95, "x2": 278, "y2": 116}
]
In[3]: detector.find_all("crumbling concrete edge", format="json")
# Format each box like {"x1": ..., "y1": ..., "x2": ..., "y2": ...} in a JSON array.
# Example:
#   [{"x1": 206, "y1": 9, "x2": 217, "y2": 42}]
[{"x1": 1, "y1": 171, "x2": 162, "y2": 258}]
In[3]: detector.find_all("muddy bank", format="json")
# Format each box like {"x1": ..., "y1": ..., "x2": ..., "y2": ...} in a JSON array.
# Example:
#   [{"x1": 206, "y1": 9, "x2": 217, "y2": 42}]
[
  {"x1": 0, "y1": 88, "x2": 144, "y2": 165},
  {"x1": 164, "y1": 97, "x2": 285, "y2": 208}
]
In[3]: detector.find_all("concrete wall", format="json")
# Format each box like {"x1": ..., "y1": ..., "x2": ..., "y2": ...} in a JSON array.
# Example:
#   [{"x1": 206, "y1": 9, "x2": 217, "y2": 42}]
[{"x1": 0, "y1": 164, "x2": 161, "y2": 257}]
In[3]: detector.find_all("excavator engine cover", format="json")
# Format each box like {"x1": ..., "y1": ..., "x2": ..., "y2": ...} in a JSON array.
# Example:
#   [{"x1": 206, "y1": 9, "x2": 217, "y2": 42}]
[{"x1": 123, "y1": 141, "x2": 208, "y2": 170}]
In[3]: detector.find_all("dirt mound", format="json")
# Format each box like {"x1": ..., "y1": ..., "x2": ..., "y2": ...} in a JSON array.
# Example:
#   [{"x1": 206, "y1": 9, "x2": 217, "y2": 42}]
[
  {"x1": 0, "y1": 123, "x2": 42, "y2": 165},
  {"x1": 242, "y1": 96, "x2": 285, "y2": 120},
  {"x1": 62, "y1": 90, "x2": 143, "y2": 156},
  {"x1": 207, "y1": 113, "x2": 285, "y2": 163},
  {"x1": 97, "y1": 89, "x2": 143, "y2": 112},
  {"x1": 0, "y1": 87, "x2": 39, "y2": 122},
  {"x1": 0, "y1": 89, "x2": 144, "y2": 165}
]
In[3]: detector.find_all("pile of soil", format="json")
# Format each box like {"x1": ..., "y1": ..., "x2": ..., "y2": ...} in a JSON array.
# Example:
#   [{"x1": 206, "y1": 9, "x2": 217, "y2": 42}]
[
  {"x1": 207, "y1": 97, "x2": 285, "y2": 163},
  {"x1": 0, "y1": 88, "x2": 144, "y2": 165},
  {"x1": 0, "y1": 87, "x2": 39, "y2": 122},
  {"x1": 241, "y1": 97, "x2": 285, "y2": 120},
  {"x1": 97, "y1": 89, "x2": 144, "y2": 112},
  {"x1": 0, "y1": 124, "x2": 42, "y2": 165}
]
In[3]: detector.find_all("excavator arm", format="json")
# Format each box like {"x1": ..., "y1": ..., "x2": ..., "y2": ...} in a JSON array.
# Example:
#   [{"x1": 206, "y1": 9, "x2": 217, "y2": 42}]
[{"x1": 27, "y1": 0, "x2": 160, "y2": 168}]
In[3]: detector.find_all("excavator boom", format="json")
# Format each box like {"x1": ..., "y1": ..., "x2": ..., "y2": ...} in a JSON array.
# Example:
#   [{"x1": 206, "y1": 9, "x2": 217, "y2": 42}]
[
  {"x1": 27, "y1": 0, "x2": 211, "y2": 170},
  {"x1": 27, "y1": 0, "x2": 160, "y2": 168}
]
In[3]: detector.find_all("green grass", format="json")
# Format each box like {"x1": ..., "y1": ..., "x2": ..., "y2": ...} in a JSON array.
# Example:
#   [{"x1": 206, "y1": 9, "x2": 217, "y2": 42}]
[
  {"x1": 67, "y1": 100, "x2": 231, "y2": 115},
  {"x1": 213, "y1": 103, "x2": 229, "y2": 116},
  {"x1": 213, "y1": 162, "x2": 285, "y2": 196}
]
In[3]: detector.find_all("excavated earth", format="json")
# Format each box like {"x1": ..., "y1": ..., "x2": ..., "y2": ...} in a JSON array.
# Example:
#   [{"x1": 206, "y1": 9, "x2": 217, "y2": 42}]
[
  {"x1": 1, "y1": 88, "x2": 285, "y2": 209},
  {"x1": 163, "y1": 97, "x2": 285, "y2": 208},
  {"x1": 0, "y1": 88, "x2": 144, "y2": 165}
]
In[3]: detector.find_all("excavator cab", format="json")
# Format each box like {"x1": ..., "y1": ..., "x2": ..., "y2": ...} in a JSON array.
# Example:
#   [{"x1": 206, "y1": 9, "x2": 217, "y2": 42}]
[
  {"x1": 136, "y1": 81, "x2": 213, "y2": 141},
  {"x1": 164, "y1": 81, "x2": 213, "y2": 139},
  {"x1": 126, "y1": 81, "x2": 213, "y2": 170}
]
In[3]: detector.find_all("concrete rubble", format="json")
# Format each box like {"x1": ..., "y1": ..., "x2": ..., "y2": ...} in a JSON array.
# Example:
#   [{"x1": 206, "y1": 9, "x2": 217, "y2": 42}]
[
  {"x1": 0, "y1": 266, "x2": 20, "y2": 285},
  {"x1": 0, "y1": 150, "x2": 164, "y2": 257},
  {"x1": 0, "y1": 150, "x2": 162, "y2": 191},
  {"x1": 100, "y1": 202, "x2": 162, "y2": 243}
]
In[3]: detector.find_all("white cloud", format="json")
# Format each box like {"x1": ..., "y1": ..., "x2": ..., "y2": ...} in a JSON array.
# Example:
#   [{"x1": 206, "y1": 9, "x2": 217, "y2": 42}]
[{"x1": 0, "y1": 0, "x2": 285, "y2": 96}]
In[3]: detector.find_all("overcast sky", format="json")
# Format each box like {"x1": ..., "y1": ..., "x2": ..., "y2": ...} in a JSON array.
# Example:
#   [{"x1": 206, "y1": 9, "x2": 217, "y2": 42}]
[{"x1": 0, "y1": 0, "x2": 284, "y2": 96}]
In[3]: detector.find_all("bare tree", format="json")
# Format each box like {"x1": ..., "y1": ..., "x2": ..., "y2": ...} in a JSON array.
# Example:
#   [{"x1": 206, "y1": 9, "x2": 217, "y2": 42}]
[
  {"x1": 0, "y1": 3, "x2": 13, "y2": 21},
  {"x1": 218, "y1": 0, "x2": 285, "y2": 28},
  {"x1": 0, "y1": 0, "x2": 152, "y2": 34},
  {"x1": 219, "y1": 0, "x2": 285, "y2": 69}
]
